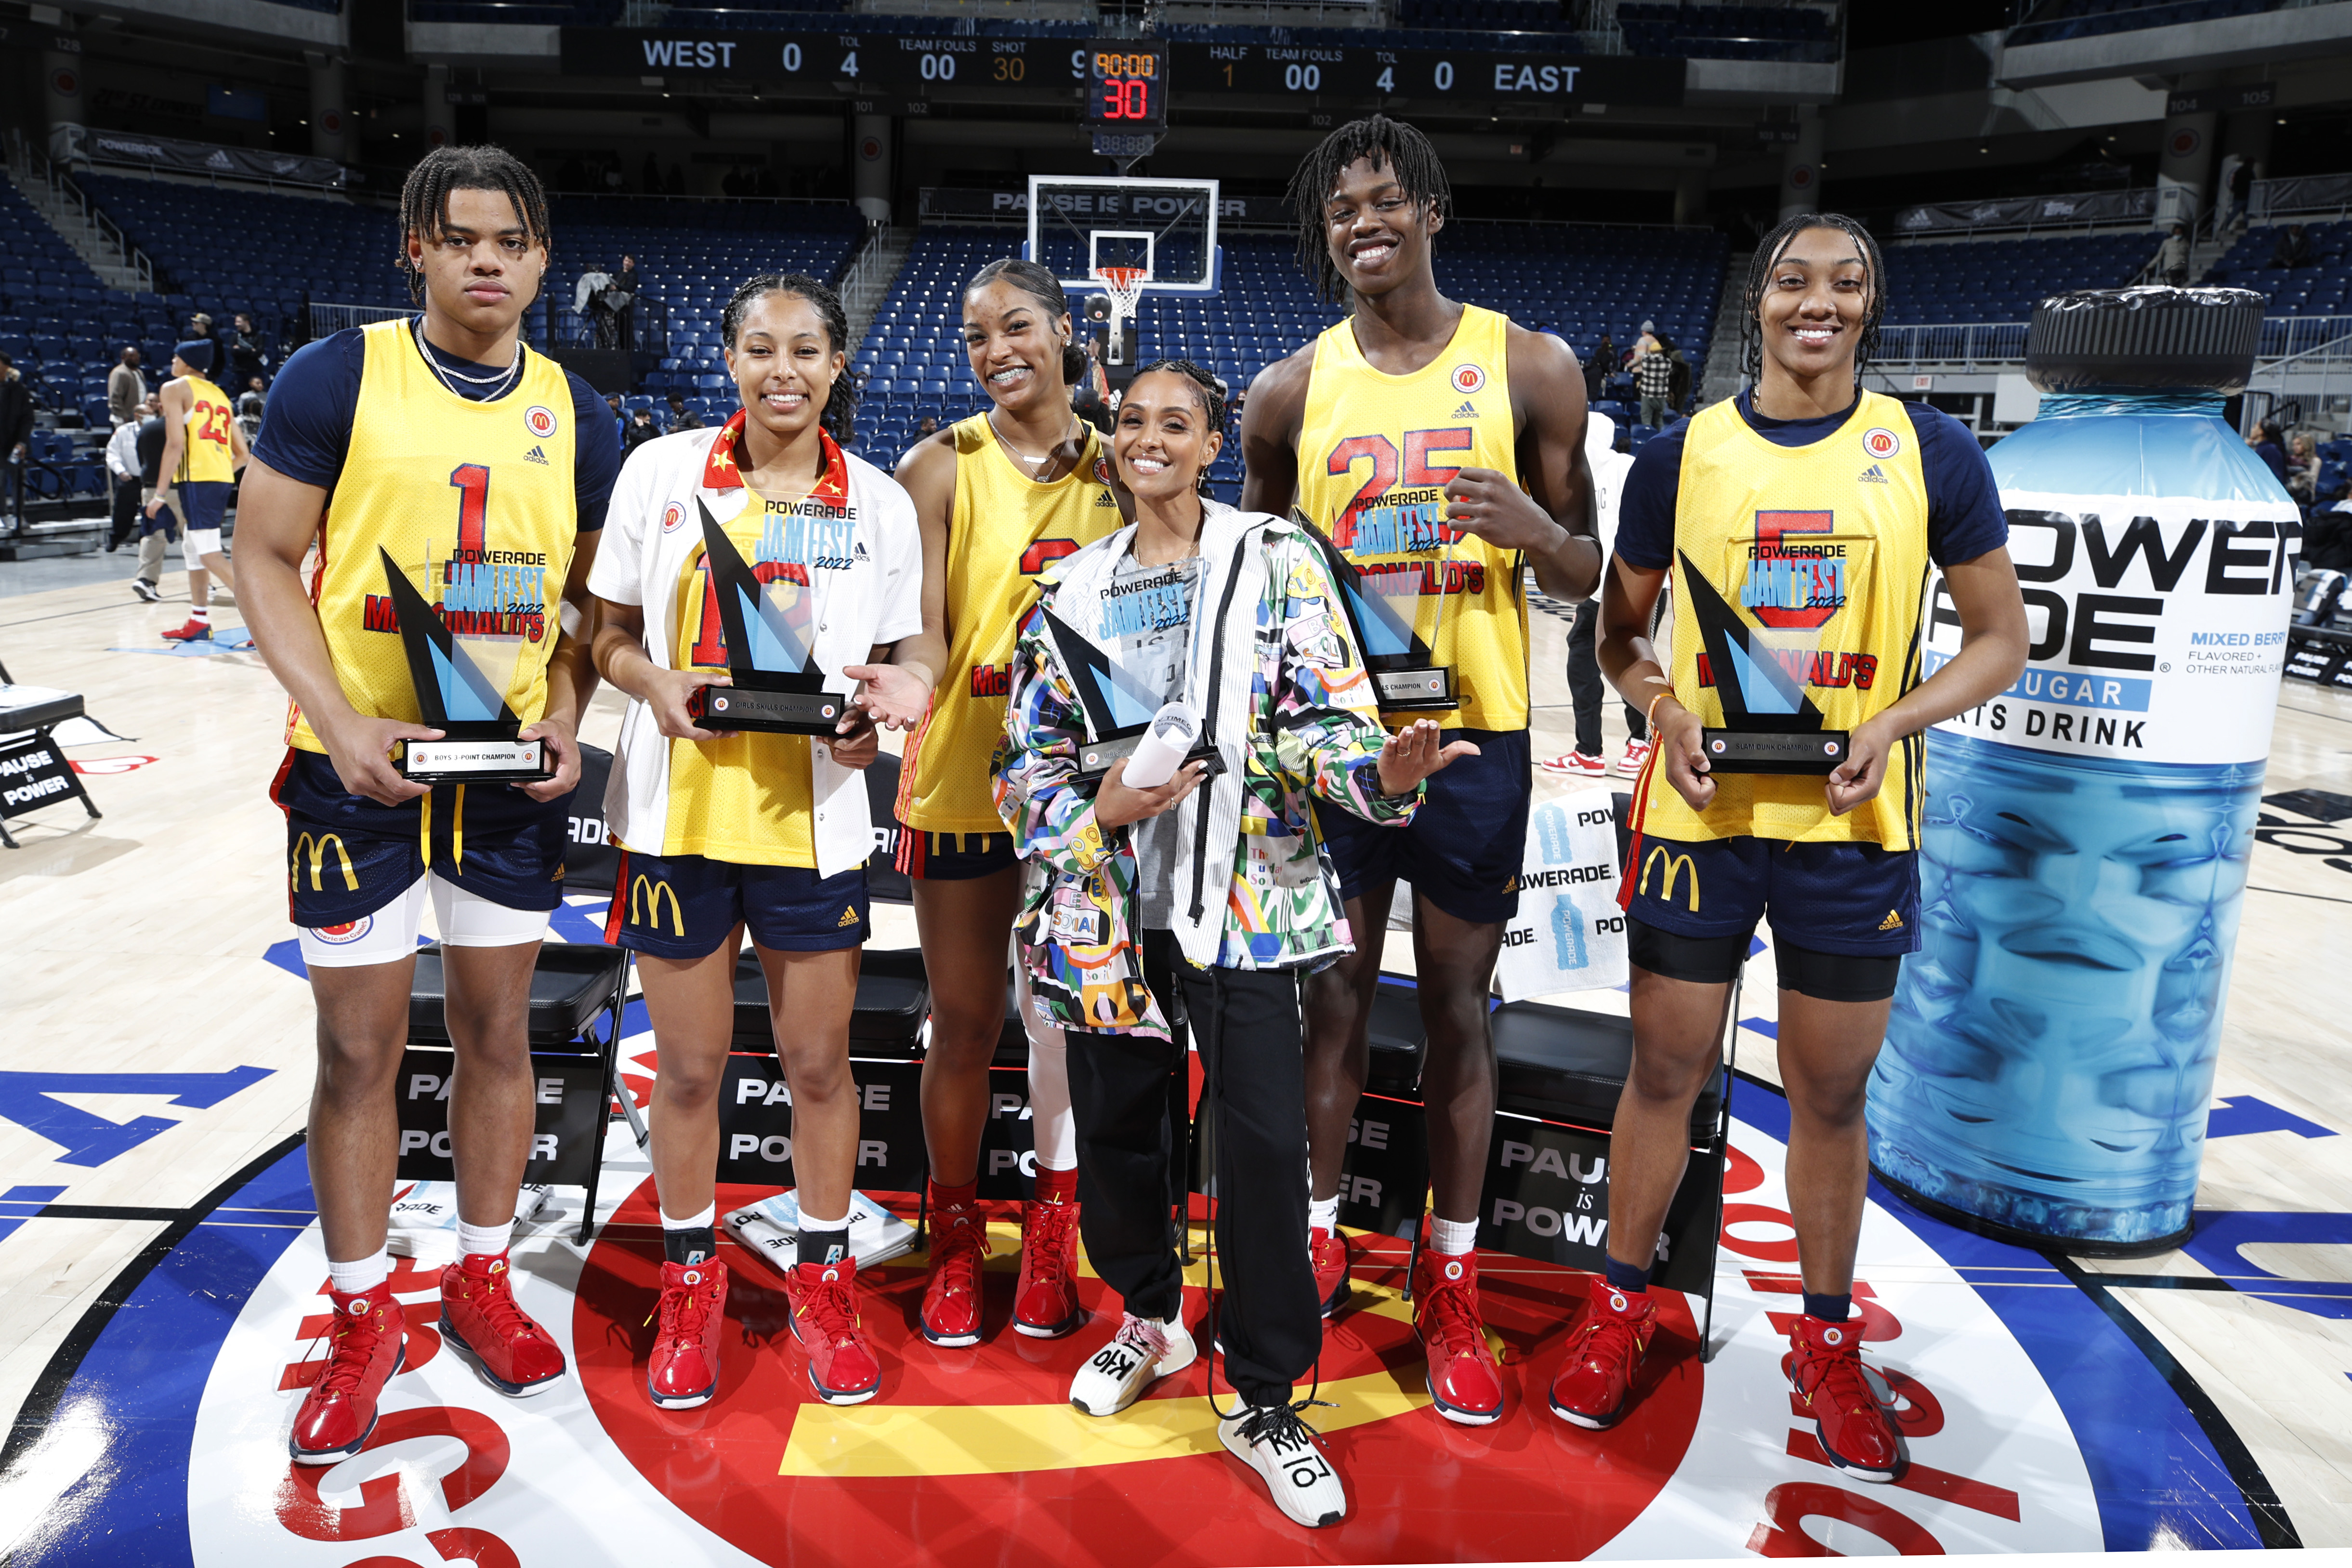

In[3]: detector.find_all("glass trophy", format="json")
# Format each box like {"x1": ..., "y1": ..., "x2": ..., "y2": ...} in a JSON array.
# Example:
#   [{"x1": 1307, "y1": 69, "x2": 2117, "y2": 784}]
[
  {"x1": 1305, "y1": 519, "x2": 1458, "y2": 715},
  {"x1": 684, "y1": 501, "x2": 851, "y2": 736},
  {"x1": 1679, "y1": 550, "x2": 1849, "y2": 775},
  {"x1": 1040, "y1": 607, "x2": 1223, "y2": 788},
  {"x1": 379, "y1": 546, "x2": 553, "y2": 784}
]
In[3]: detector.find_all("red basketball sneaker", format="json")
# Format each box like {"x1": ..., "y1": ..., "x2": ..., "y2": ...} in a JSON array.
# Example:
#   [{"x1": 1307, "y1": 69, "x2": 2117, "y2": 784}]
[
  {"x1": 919, "y1": 1192, "x2": 990, "y2": 1347},
  {"x1": 439, "y1": 1252, "x2": 567, "y2": 1396},
  {"x1": 1786, "y1": 1314, "x2": 1904, "y2": 1482},
  {"x1": 1549, "y1": 1273, "x2": 1657, "y2": 1429},
  {"x1": 288, "y1": 1284, "x2": 406, "y2": 1464},
  {"x1": 788, "y1": 1254, "x2": 882, "y2": 1404},
  {"x1": 161, "y1": 618, "x2": 212, "y2": 642},
  {"x1": 1413, "y1": 1248, "x2": 1504, "y2": 1425},
  {"x1": 1310, "y1": 1226, "x2": 1351, "y2": 1318},
  {"x1": 1014, "y1": 1197, "x2": 1085, "y2": 1338},
  {"x1": 647, "y1": 1258, "x2": 729, "y2": 1410}
]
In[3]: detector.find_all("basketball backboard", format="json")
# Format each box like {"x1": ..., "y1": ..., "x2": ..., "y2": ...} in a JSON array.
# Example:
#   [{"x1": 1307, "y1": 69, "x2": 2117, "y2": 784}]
[{"x1": 1024, "y1": 175, "x2": 1222, "y2": 298}]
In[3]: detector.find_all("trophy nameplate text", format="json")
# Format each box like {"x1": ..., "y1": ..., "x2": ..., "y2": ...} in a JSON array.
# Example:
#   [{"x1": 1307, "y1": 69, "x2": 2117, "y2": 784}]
[{"x1": 380, "y1": 547, "x2": 553, "y2": 785}]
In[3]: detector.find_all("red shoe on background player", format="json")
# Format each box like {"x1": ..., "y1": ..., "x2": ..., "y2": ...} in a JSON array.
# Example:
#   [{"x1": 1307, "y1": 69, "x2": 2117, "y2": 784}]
[
  {"x1": 440, "y1": 1251, "x2": 567, "y2": 1396},
  {"x1": 1014, "y1": 1178, "x2": 1085, "y2": 1338},
  {"x1": 1414, "y1": 1245, "x2": 1504, "y2": 1425},
  {"x1": 647, "y1": 1258, "x2": 730, "y2": 1410},
  {"x1": 789, "y1": 1254, "x2": 882, "y2": 1404},
  {"x1": 919, "y1": 1179, "x2": 990, "y2": 1346},
  {"x1": 288, "y1": 1284, "x2": 406, "y2": 1464},
  {"x1": 1549, "y1": 1272, "x2": 1658, "y2": 1429},
  {"x1": 1787, "y1": 1313, "x2": 1905, "y2": 1482},
  {"x1": 1310, "y1": 1226, "x2": 1351, "y2": 1318}
]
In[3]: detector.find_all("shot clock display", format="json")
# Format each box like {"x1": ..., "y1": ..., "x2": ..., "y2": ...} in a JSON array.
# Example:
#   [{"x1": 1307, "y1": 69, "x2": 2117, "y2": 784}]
[{"x1": 1086, "y1": 40, "x2": 1168, "y2": 131}]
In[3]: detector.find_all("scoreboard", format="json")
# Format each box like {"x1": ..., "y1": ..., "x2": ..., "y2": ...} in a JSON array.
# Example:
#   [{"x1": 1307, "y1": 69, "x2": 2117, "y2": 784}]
[{"x1": 565, "y1": 29, "x2": 1684, "y2": 111}]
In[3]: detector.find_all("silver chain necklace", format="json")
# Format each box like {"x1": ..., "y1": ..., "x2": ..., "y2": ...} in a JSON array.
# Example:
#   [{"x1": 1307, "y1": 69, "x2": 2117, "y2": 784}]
[
  {"x1": 412, "y1": 317, "x2": 523, "y2": 401},
  {"x1": 987, "y1": 408, "x2": 1079, "y2": 480}
]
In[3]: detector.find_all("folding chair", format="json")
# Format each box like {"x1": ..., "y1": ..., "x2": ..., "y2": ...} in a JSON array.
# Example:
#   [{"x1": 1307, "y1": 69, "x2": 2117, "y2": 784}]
[{"x1": 0, "y1": 659, "x2": 104, "y2": 849}]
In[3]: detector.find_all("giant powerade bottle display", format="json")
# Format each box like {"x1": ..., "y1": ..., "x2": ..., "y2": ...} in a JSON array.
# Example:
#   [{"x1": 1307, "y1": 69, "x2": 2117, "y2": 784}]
[{"x1": 1868, "y1": 288, "x2": 2300, "y2": 1254}]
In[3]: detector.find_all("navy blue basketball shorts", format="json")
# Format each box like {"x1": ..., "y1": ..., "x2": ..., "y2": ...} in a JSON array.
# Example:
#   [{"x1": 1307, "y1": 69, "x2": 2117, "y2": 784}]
[
  {"x1": 1624, "y1": 834, "x2": 1919, "y2": 1001},
  {"x1": 900, "y1": 829, "x2": 1019, "y2": 882},
  {"x1": 1314, "y1": 726, "x2": 1532, "y2": 926},
  {"x1": 606, "y1": 848, "x2": 870, "y2": 960}
]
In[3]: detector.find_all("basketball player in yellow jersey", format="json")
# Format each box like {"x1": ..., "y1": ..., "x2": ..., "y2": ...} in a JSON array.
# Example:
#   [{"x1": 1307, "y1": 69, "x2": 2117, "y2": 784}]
[
  {"x1": 1240, "y1": 115, "x2": 1600, "y2": 1427},
  {"x1": 890, "y1": 257, "x2": 1122, "y2": 1348},
  {"x1": 146, "y1": 337, "x2": 246, "y2": 642},
  {"x1": 236, "y1": 147, "x2": 621, "y2": 1464},
  {"x1": 1564, "y1": 214, "x2": 2026, "y2": 1476}
]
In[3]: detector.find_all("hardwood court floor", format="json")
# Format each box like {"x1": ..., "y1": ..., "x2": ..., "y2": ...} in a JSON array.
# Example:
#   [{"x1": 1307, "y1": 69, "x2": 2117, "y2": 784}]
[{"x1": 0, "y1": 569, "x2": 2349, "y2": 1559}]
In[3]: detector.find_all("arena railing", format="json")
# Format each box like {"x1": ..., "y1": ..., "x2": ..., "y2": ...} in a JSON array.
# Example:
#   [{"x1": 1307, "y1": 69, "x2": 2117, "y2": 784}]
[
  {"x1": 2247, "y1": 174, "x2": 2352, "y2": 225},
  {"x1": 1872, "y1": 313, "x2": 2352, "y2": 372},
  {"x1": 5, "y1": 131, "x2": 158, "y2": 294}
]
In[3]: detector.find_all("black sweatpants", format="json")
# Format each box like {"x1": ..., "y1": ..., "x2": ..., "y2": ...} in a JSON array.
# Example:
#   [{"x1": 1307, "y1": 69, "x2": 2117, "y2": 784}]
[
  {"x1": 1567, "y1": 598, "x2": 1646, "y2": 757},
  {"x1": 1067, "y1": 927, "x2": 1319, "y2": 1408}
]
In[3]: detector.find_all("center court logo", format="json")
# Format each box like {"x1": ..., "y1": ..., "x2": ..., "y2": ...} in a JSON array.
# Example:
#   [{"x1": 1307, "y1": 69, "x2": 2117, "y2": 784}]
[
  {"x1": 1450, "y1": 364, "x2": 1486, "y2": 395},
  {"x1": 526, "y1": 405, "x2": 559, "y2": 439},
  {"x1": 1862, "y1": 426, "x2": 1901, "y2": 460}
]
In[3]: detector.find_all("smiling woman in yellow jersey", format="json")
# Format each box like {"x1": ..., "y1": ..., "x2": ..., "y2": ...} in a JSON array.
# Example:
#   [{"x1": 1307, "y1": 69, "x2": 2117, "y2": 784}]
[
  {"x1": 890, "y1": 256, "x2": 1122, "y2": 1352},
  {"x1": 588, "y1": 273, "x2": 927, "y2": 1412}
]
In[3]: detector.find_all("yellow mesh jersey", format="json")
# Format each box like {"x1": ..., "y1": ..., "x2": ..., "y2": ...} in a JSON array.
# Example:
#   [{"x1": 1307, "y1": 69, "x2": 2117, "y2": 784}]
[
  {"x1": 899, "y1": 414, "x2": 1118, "y2": 834},
  {"x1": 1641, "y1": 391, "x2": 1934, "y2": 849},
  {"x1": 176, "y1": 373, "x2": 235, "y2": 485},
  {"x1": 286, "y1": 320, "x2": 579, "y2": 753},
  {"x1": 657, "y1": 483, "x2": 819, "y2": 868},
  {"x1": 1293, "y1": 303, "x2": 1529, "y2": 731}
]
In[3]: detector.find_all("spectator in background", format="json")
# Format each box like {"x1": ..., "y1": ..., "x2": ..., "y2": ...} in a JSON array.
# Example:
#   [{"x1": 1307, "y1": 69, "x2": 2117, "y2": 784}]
[
  {"x1": 2249, "y1": 421, "x2": 2288, "y2": 486},
  {"x1": 577, "y1": 264, "x2": 619, "y2": 349},
  {"x1": 105, "y1": 390, "x2": 156, "y2": 552},
  {"x1": 605, "y1": 394, "x2": 626, "y2": 439},
  {"x1": 108, "y1": 346, "x2": 147, "y2": 427},
  {"x1": 666, "y1": 393, "x2": 703, "y2": 431},
  {"x1": 915, "y1": 415, "x2": 938, "y2": 440},
  {"x1": 228, "y1": 313, "x2": 269, "y2": 389},
  {"x1": 236, "y1": 376, "x2": 267, "y2": 446},
  {"x1": 614, "y1": 254, "x2": 643, "y2": 350},
  {"x1": 1635, "y1": 334, "x2": 1674, "y2": 430},
  {"x1": 622, "y1": 407, "x2": 659, "y2": 454},
  {"x1": 2270, "y1": 224, "x2": 2314, "y2": 270},
  {"x1": 129, "y1": 394, "x2": 170, "y2": 600},
  {"x1": 2154, "y1": 224, "x2": 2189, "y2": 286},
  {"x1": 1663, "y1": 333, "x2": 1692, "y2": 416},
  {"x1": 2286, "y1": 432, "x2": 2320, "y2": 505},
  {"x1": 0, "y1": 352, "x2": 32, "y2": 532},
  {"x1": 1630, "y1": 318, "x2": 1660, "y2": 367},
  {"x1": 1584, "y1": 334, "x2": 1610, "y2": 403}
]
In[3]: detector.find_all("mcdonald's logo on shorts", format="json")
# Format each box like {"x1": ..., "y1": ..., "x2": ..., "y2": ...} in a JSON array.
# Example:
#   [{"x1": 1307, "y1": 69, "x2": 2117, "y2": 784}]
[
  {"x1": 1639, "y1": 846, "x2": 1700, "y2": 912},
  {"x1": 630, "y1": 874, "x2": 685, "y2": 936},
  {"x1": 291, "y1": 832, "x2": 359, "y2": 893}
]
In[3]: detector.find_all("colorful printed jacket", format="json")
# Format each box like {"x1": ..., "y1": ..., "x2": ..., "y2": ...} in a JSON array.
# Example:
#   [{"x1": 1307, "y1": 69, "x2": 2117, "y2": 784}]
[{"x1": 992, "y1": 501, "x2": 1419, "y2": 1038}]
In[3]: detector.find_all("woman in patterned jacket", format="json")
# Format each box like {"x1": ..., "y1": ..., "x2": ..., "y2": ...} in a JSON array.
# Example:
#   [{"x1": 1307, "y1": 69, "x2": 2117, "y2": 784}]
[{"x1": 993, "y1": 359, "x2": 1472, "y2": 1530}]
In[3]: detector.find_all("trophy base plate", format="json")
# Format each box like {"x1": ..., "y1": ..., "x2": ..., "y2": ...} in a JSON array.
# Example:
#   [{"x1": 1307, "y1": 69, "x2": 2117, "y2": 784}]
[
  {"x1": 696, "y1": 685, "x2": 849, "y2": 736},
  {"x1": 395, "y1": 737, "x2": 553, "y2": 785},
  {"x1": 1373, "y1": 667, "x2": 1459, "y2": 714},
  {"x1": 1076, "y1": 733, "x2": 1226, "y2": 788},
  {"x1": 1700, "y1": 729, "x2": 1851, "y2": 776}
]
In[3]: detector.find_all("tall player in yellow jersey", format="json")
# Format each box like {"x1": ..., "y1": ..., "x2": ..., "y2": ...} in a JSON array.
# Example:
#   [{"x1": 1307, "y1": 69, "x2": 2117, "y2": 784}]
[
  {"x1": 146, "y1": 337, "x2": 246, "y2": 642},
  {"x1": 892, "y1": 258, "x2": 1123, "y2": 1347},
  {"x1": 237, "y1": 148, "x2": 620, "y2": 1464},
  {"x1": 1241, "y1": 116, "x2": 1601, "y2": 1427},
  {"x1": 1566, "y1": 214, "x2": 2026, "y2": 1477}
]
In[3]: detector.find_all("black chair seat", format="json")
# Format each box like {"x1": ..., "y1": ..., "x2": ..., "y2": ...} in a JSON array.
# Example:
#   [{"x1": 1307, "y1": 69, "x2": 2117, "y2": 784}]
[
  {"x1": 732, "y1": 947, "x2": 930, "y2": 1058},
  {"x1": 0, "y1": 688, "x2": 84, "y2": 731},
  {"x1": 409, "y1": 941, "x2": 627, "y2": 1048},
  {"x1": 1490, "y1": 1000, "x2": 1724, "y2": 1140},
  {"x1": 1366, "y1": 977, "x2": 1427, "y2": 1098}
]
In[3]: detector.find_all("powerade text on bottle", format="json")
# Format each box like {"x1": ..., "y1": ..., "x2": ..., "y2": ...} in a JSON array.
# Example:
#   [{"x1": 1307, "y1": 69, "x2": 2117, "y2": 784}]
[{"x1": 1868, "y1": 288, "x2": 2301, "y2": 1252}]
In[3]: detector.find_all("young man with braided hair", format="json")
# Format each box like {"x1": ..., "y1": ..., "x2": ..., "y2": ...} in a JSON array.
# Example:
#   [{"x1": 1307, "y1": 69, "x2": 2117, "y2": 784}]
[
  {"x1": 238, "y1": 146, "x2": 620, "y2": 1462},
  {"x1": 1239, "y1": 115, "x2": 1601, "y2": 1428},
  {"x1": 1568, "y1": 214, "x2": 2025, "y2": 1475}
]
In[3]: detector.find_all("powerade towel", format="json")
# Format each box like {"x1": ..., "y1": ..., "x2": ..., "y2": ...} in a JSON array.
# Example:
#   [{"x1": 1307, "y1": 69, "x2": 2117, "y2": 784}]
[{"x1": 1868, "y1": 289, "x2": 2300, "y2": 1252}]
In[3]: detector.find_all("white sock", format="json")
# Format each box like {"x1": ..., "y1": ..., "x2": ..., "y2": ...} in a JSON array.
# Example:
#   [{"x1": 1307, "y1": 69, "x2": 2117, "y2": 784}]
[
  {"x1": 456, "y1": 1217, "x2": 513, "y2": 1259},
  {"x1": 1430, "y1": 1215, "x2": 1478, "y2": 1256},
  {"x1": 190, "y1": 605, "x2": 210, "y2": 623},
  {"x1": 1019, "y1": 965, "x2": 1078, "y2": 1171},
  {"x1": 797, "y1": 1207, "x2": 850, "y2": 1232},
  {"x1": 327, "y1": 1248, "x2": 390, "y2": 1298},
  {"x1": 1309, "y1": 1194, "x2": 1340, "y2": 1234},
  {"x1": 661, "y1": 1201, "x2": 716, "y2": 1231}
]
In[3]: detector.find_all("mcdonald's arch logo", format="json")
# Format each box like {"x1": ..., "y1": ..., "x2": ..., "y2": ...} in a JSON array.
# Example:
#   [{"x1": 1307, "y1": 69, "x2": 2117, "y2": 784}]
[
  {"x1": 631, "y1": 874, "x2": 684, "y2": 936},
  {"x1": 1640, "y1": 846, "x2": 1700, "y2": 912},
  {"x1": 291, "y1": 833, "x2": 359, "y2": 893}
]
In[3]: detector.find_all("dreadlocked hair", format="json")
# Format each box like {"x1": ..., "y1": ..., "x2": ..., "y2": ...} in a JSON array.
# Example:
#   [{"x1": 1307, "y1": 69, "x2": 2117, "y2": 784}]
[
  {"x1": 1130, "y1": 357, "x2": 1227, "y2": 495},
  {"x1": 1740, "y1": 211, "x2": 1887, "y2": 388},
  {"x1": 1287, "y1": 115, "x2": 1453, "y2": 305},
  {"x1": 965, "y1": 257, "x2": 1090, "y2": 385},
  {"x1": 397, "y1": 145, "x2": 552, "y2": 307},
  {"x1": 721, "y1": 272, "x2": 857, "y2": 446}
]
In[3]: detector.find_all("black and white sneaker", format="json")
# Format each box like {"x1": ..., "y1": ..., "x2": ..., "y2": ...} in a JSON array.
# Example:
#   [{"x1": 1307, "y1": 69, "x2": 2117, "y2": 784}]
[
  {"x1": 1069, "y1": 1312, "x2": 1196, "y2": 1417},
  {"x1": 1217, "y1": 1399, "x2": 1347, "y2": 1528},
  {"x1": 130, "y1": 579, "x2": 160, "y2": 603}
]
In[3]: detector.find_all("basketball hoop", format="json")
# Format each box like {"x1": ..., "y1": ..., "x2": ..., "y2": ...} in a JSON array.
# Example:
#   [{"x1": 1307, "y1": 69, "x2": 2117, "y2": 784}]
[{"x1": 1095, "y1": 264, "x2": 1149, "y2": 338}]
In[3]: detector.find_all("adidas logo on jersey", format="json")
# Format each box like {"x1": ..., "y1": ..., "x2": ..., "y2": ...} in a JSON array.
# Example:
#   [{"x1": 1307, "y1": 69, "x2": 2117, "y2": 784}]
[
  {"x1": 1878, "y1": 909, "x2": 1905, "y2": 931},
  {"x1": 837, "y1": 906, "x2": 860, "y2": 928},
  {"x1": 1857, "y1": 462, "x2": 1886, "y2": 484},
  {"x1": 524, "y1": 445, "x2": 550, "y2": 466},
  {"x1": 1453, "y1": 399, "x2": 1480, "y2": 418},
  {"x1": 1093, "y1": 492, "x2": 1116, "y2": 507}
]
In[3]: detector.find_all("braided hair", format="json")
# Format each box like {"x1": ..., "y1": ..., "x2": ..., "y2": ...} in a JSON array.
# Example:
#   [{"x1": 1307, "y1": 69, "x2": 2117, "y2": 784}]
[
  {"x1": 1129, "y1": 357, "x2": 1226, "y2": 496},
  {"x1": 720, "y1": 272, "x2": 857, "y2": 445},
  {"x1": 1287, "y1": 115, "x2": 1453, "y2": 305},
  {"x1": 396, "y1": 145, "x2": 551, "y2": 306},
  {"x1": 1740, "y1": 211, "x2": 1887, "y2": 387},
  {"x1": 964, "y1": 257, "x2": 1090, "y2": 384}
]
